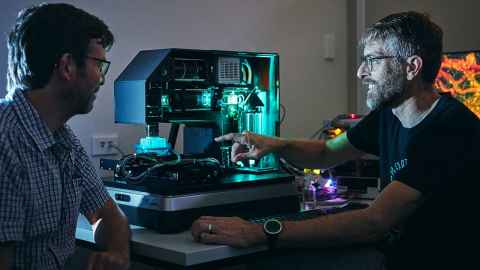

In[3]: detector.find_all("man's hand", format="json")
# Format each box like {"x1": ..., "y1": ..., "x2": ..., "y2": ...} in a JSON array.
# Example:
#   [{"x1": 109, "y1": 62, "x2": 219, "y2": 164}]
[
  {"x1": 86, "y1": 199, "x2": 130, "y2": 270},
  {"x1": 191, "y1": 216, "x2": 266, "y2": 248},
  {"x1": 214, "y1": 132, "x2": 283, "y2": 163},
  {"x1": 86, "y1": 250, "x2": 129, "y2": 270}
]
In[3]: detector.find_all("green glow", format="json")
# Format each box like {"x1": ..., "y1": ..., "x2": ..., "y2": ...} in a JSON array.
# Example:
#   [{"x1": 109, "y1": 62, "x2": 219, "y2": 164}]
[
  {"x1": 325, "y1": 133, "x2": 349, "y2": 152},
  {"x1": 270, "y1": 55, "x2": 277, "y2": 134},
  {"x1": 255, "y1": 53, "x2": 276, "y2": 58},
  {"x1": 257, "y1": 55, "x2": 278, "y2": 169},
  {"x1": 198, "y1": 92, "x2": 212, "y2": 107},
  {"x1": 227, "y1": 93, "x2": 240, "y2": 104},
  {"x1": 136, "y1": 136, "x2": 169, "y2": 155},
  {"x1": 227, "y1": 105, "x2": 239, "y2": 118},
  {"x1": 161, "y1": 95, "x2": 169, "y2": 106}
]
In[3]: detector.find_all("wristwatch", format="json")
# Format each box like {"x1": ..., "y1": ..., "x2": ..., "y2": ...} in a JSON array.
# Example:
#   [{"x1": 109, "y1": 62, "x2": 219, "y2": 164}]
[{"x1": 263, "y1": 218, "x2": 283, "y2": 250}]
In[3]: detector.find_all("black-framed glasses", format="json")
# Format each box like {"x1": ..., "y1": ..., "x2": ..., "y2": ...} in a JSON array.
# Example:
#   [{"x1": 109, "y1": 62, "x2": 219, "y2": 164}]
[
  {"x1": 86, "y1": 56, "x2": 111, "y2": 77},
  {"x1": 360, "y1": 55, "x2": 397, "y2": 72}
]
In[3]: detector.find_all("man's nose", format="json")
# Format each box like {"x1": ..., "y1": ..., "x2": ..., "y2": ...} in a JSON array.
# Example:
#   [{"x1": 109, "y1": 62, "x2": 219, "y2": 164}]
[{"x1": 357, "y1": 62, "x2": 369, "y2": 79}]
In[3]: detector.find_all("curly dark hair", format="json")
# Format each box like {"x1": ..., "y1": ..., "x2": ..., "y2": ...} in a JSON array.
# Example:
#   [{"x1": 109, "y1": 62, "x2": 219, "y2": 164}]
[
  {"x1": 7, "y1": 3, "x2": 114, "y2": 93},
  {"x1": 361, "y1": 11, "x2": 443, "y2": 84}
]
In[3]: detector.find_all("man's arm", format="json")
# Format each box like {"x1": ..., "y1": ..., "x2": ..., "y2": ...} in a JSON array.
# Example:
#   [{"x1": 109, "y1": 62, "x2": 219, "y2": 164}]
[
  {"x1": 0, "y1": 242, "x2": 14, "y2": 269},
  {"x1": 277, "y1": 181, "x2": 422, "y2": 248},
  {"x1": 277, "y1": 132, "x2": 365, "y2": 169},
  {"x1": 84, "y1": 198, "x2": 130, "y2": 270},
  {"x1": 192, "y1": 180, "x2": 423, "y2": 249},
  {"x1": 215, "y1": 132, "x2": 365, "y2": 169}
]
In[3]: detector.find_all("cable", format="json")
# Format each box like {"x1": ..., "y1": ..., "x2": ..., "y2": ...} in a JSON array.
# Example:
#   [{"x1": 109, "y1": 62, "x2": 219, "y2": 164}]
[
  {"x1": 115, "y1": 150, "x2": 221, "y2": 185},
  {"x1": 108, "y1": 143, "x2": 126, "y2": 157},
  {"x1": 125, "y1": 159, "x2": 182, "y2": 184},
  {"x1": 309, "y1": 124, "x2": 330, "y2": 139},
  {"x1": 309, "y1": 114, "x2": 354, "y2": 139},
  {"x1": 168, "y1": 148, "x2": 182, "y2": 162},
  {"x1": 279, "y1": 158, "x2": 304, "y2": 176},
  {"x1": 114, "y1": 153, "x2": 159, "y2": 184},
  {"x1": 242, "y1": 59, "x2": 252, "y2": 84},
  {"x1": 242, "y1": 87, "x2": 257, "y2": 108}
]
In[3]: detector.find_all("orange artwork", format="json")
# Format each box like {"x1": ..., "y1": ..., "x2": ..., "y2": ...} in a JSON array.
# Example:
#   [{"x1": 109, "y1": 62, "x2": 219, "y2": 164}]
[{"x1": 434, "y1": 51, "x2": 480, "y2": 118}]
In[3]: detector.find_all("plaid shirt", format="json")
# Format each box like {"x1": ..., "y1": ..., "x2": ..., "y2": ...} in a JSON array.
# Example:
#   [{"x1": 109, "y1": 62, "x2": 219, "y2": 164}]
[{"x1": 0, "y1": 90, "x2": 110, "y2": 269}]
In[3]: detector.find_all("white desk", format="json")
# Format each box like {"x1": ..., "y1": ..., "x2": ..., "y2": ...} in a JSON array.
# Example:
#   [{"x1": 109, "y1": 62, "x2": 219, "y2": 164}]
[
  {"x1": 75, "y1": 199, "x2": 372, "y2": 267},
  {"x1": 75, "y1": 215, "x2": 266, "y2": 267}
]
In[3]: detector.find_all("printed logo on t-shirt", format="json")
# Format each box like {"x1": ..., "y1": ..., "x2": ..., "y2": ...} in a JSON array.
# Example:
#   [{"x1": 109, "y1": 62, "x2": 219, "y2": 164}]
[{"x1": 389, "y1": 158, "x2": 408, "y2": 181}]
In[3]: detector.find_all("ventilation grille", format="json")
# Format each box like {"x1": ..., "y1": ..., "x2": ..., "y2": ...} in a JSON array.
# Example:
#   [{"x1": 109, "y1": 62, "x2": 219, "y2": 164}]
[{"x1": 218, "y1": 57, "x2": 241, "y2": 84}]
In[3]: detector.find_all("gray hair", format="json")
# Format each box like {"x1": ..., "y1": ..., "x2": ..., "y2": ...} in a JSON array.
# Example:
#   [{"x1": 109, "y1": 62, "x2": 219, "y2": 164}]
[{"x1": 360, "y1": 11, "x2": 443, "y2": 84}]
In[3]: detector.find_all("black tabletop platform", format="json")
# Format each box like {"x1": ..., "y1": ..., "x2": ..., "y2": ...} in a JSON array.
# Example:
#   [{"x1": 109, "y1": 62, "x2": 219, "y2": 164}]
[{"x1": 103, "y1": 171, "x2": 295, "y2": 195}]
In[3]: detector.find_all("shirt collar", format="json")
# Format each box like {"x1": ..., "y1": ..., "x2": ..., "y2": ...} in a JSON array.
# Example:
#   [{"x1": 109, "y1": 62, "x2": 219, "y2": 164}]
[{"x1": 391, "y1": 94, "x2": 442, "y2": 128}]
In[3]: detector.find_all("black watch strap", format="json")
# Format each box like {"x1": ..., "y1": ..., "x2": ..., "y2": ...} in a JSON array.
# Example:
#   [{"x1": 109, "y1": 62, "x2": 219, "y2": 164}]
[{"x1": 266, "y1": 233, "x2": 279, "y2": 250}]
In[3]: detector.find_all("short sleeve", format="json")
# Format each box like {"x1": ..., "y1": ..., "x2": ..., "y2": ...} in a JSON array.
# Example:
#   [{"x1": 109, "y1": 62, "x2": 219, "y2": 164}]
[
  {"x1": 73, "y1": 142, "x2": 110, "y2": 217},
  {"x1": 347, "y1": 109, "x2": 380, "y2": 156},
  {"x1": 0, "y1": 134, "x2": 25, "y2": 242}
]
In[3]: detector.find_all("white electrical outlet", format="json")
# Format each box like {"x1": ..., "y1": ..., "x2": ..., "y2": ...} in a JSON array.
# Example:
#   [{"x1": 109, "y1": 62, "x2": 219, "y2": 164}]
[{"x1": 92, "y1": 134, "x2": 119, "y2": 156}]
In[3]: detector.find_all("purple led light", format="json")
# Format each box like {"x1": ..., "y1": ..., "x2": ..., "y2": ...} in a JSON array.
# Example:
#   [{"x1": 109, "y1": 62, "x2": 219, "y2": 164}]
[{"x1": 324, "y1": 179, "x2": 333, "y2": 188}]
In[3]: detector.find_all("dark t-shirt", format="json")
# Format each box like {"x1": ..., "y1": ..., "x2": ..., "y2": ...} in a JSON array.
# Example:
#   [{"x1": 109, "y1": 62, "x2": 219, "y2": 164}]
[{"x1": 347, "y1": 94, "x2": 479, "y2": 269}]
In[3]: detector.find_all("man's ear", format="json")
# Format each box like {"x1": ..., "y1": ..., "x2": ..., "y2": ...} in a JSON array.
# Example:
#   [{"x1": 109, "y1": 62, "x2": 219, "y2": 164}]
[
  {"x1": 56, "y1": 53, "x2": 76, "y2": 81},
  {"x1": 406, "y1": 55, "x2": 423, "y2": 81}
]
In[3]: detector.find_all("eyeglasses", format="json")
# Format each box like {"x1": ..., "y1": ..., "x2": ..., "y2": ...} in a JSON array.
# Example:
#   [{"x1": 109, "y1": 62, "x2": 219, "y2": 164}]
[
  {"x1": 360, "y1": 55, "x2": 397, "y2": 72},
  {"x1": 86, "y1": 56, "x2": 111, "y2": 77}
]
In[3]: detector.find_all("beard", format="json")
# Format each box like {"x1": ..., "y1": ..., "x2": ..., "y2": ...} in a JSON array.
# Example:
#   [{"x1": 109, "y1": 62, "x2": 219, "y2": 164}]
[
  {"x1": 365, "y1": 65, "x2": 406, "y2": 110},
  {"x1": 79, "y1": 87, "x2": 98, "y2": 114},
  {"x1": 64, "y1": 86, "x2": 98, "y2": 115}
]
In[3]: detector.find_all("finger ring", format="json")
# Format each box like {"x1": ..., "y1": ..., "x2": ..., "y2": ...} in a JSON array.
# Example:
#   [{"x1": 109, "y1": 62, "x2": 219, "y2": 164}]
[{"x1": 208, "y1": 223, "x2": 213, "y2": 234}]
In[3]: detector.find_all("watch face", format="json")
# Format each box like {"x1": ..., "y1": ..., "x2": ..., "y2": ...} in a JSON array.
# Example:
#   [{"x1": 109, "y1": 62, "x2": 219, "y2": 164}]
[{"x1": 264, "y1": 219, "x2": 282, "y2": 235}]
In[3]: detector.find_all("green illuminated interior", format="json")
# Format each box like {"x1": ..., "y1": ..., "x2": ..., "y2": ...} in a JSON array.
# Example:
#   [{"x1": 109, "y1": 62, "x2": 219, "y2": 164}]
[
  {"x1": 161, "y1": 95, "x2": 169, "y2": 106},
  {"x1": 219, "y1": 54, "x2": 279, "y2": 169},
  {"x1": 198, "y1": 92, "x2": 212, "y2": 107},
  {"x1": 136, "y1": 136, "x2": 169, "y2": 155}
]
